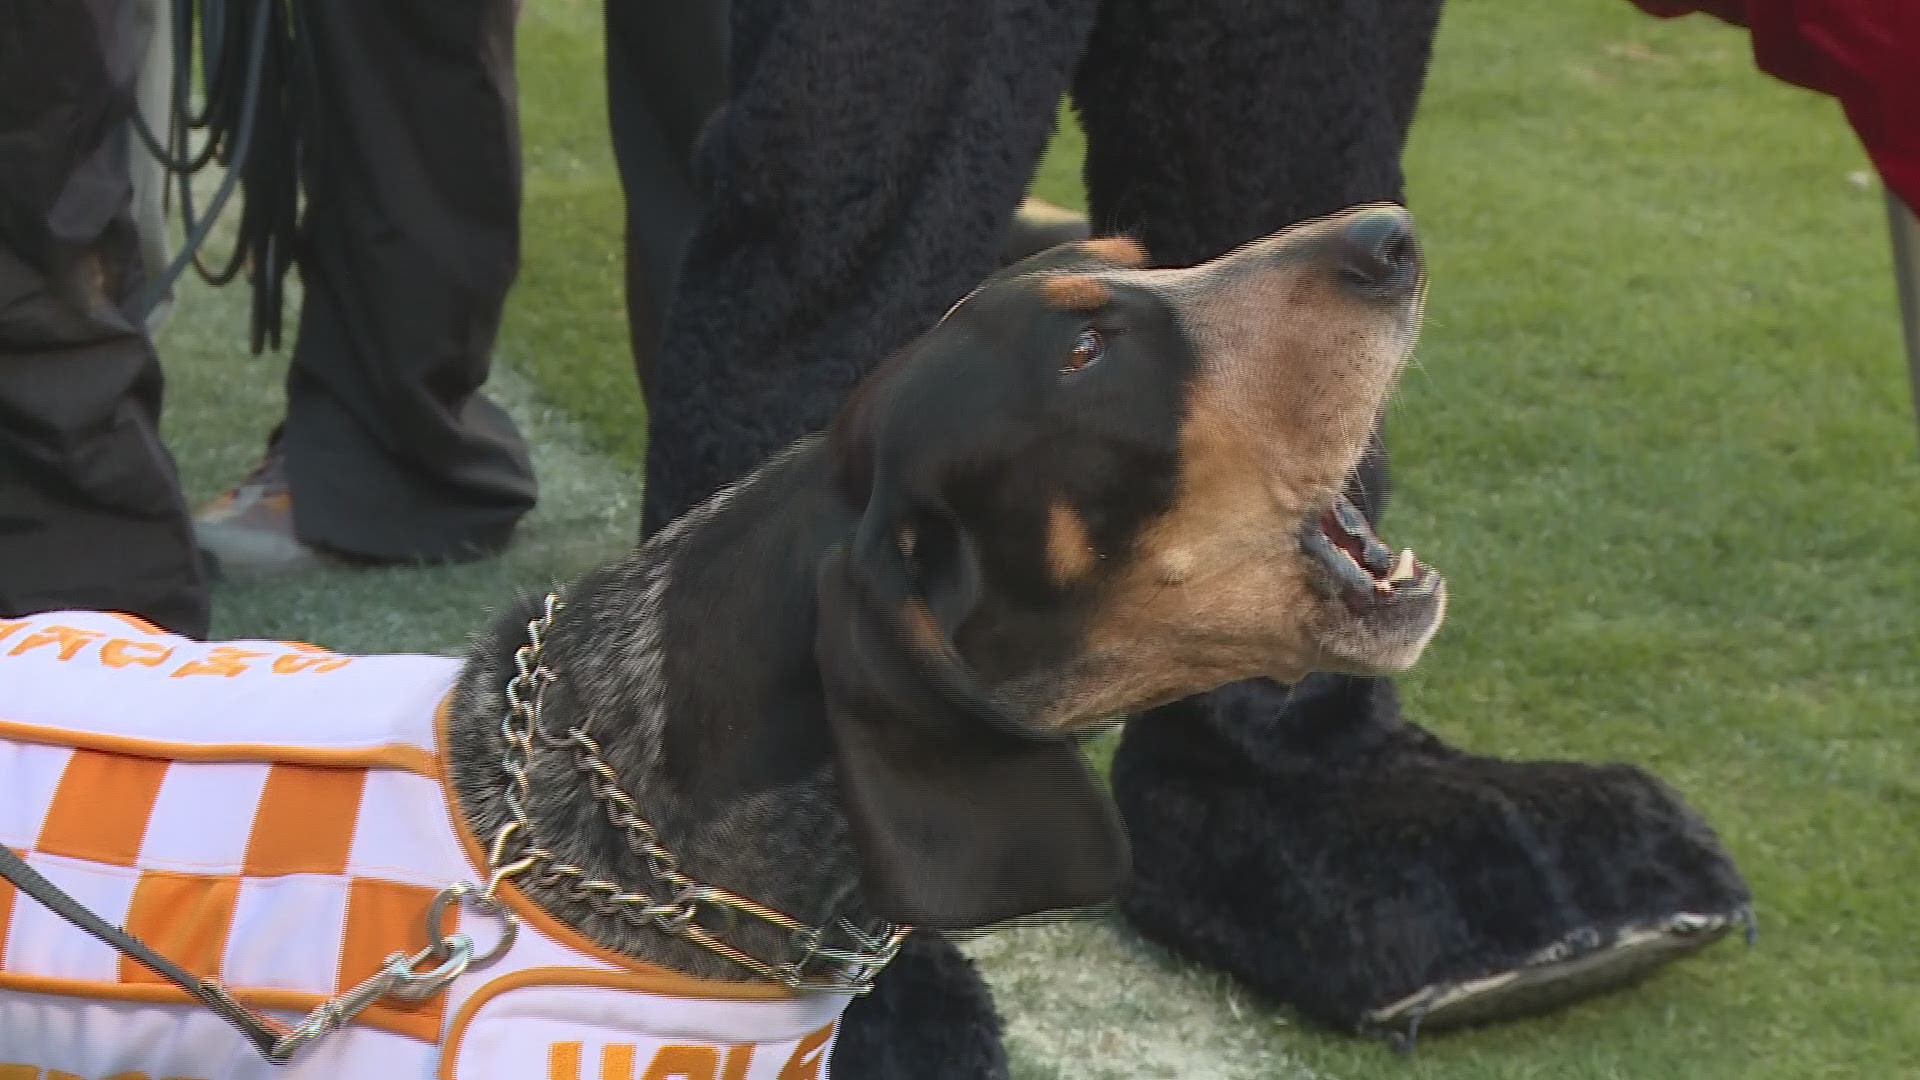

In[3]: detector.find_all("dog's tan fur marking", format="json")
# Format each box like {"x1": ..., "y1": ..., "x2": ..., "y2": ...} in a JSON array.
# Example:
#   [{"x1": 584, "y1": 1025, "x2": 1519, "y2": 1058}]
[
  {"x1": 1045, "y1": 398, "x2": 1330, "y2": 724},
  {"x1": 1164, "y1": 255, "x2": 1414, "y2": 489},
  {"x1": 1039, "y1": 275, "x2": 1112, "y2": 313},
  {"x1": 1078, "y1": 237, "x2": 1149, "y2": 268},
  {"x1": 1045, "y1": 501, "x2": 1100, "y2": 585}
]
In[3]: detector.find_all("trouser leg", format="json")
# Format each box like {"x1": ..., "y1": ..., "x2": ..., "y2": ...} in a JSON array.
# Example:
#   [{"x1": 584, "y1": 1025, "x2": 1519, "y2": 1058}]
[
  {"x1": 605, "y1": 0, "x2": 728, "y2": 398},
  {"x1": 0, "y1": 0, "x2": 209, "y2": 637},
  {"x1": 281, "y1": 0, "x2": 536, "y2": 562}
]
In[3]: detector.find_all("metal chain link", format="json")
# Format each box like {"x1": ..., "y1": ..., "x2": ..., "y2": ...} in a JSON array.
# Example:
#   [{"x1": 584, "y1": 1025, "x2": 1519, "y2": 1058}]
[{"x1": 484, "y1": 594, "x2": 909, "y2": 993}]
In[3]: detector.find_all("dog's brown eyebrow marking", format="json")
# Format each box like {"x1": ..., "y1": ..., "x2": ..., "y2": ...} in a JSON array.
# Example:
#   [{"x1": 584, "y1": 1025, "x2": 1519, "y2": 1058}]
[
  {"x1": 1078, "y1": 237, "x2": 1149, "y2": 268},
  {"x1": 1039, "y1": 275, "x2": 1112, "y2": 313},
  {"x1": 1046, "y1": 501, "x2": 1100, "y2": 584}
]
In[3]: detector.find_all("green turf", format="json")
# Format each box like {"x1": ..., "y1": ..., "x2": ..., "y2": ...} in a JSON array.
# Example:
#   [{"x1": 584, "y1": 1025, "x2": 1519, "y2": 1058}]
[{"x1": 159, "y1": 0, "x2": 1918, "y2": 1074}]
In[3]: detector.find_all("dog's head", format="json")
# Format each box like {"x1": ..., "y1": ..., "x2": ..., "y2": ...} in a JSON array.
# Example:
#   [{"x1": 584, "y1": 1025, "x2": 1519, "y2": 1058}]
[{"x1": 818, "y1": 205, "x2": 1444, "y2": 929}]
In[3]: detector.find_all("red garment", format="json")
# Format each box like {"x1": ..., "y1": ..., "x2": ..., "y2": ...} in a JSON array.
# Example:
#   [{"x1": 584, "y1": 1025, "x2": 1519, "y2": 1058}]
[{"x1": 1631, "y1": 0, "x2": 1920, "y2": 208}]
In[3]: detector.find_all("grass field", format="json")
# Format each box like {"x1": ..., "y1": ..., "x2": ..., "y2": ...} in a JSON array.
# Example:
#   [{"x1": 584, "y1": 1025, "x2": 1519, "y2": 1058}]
[{"x1": 160, "y1": 0, "x2": 1919, "y2": 1075}]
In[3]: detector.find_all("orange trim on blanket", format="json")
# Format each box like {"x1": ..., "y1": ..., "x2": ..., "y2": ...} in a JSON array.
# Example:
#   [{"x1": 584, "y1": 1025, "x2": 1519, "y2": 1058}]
[
  {"x1": 0, "y1": 971, "x2": 446, "y2": 1042},
  {"x1": 37, "y1": 750, "x2": 168, "y2": 866},
  {"x1": 246, "y1": 763, "x2": 369, "y2": 876},
  {"x1": 440, "y1": 968, "x2": 835, "y2": 1080},
  {"x1": 431, "y1": 696, "x2": 794, "y2": 1001},
  {"x1": 0, "y1": 717, "x2": 440, "y2": 779}
]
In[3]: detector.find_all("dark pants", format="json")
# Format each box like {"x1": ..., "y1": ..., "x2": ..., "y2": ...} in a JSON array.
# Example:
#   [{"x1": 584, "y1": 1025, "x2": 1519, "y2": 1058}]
[
  {"x1": 605, "y1": 0, "x2": 728, "y2": 397},
  {"x1": 0, "y1": 0, "x2": 209, "y2": 636},
  {"x1": 0, "y1": 0, "x2": 535, "y2": 638},
  {"x1": 282, "y1": 0, "x2": 536, "y2": 562}
]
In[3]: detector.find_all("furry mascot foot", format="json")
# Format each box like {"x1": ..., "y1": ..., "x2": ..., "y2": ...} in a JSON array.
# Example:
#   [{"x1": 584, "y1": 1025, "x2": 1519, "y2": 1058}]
[
  {"x1": 1114, "y1": 675, "x2": 1753, "y2": 1043},
  {"x1": 830, "y1": 932, "x2": 1009, "y2": 1080}
]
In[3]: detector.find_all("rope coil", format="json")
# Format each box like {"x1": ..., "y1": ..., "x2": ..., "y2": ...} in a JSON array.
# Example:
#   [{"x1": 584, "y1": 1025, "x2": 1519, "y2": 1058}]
[{"x1": 133, "y1": 0, "x2": 304, "y2": 351}]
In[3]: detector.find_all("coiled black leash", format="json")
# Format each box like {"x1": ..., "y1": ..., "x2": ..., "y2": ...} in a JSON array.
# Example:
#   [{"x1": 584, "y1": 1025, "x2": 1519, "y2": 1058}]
[{"x1": 131, "y1": 0, "x2": 306, "y2": 353}]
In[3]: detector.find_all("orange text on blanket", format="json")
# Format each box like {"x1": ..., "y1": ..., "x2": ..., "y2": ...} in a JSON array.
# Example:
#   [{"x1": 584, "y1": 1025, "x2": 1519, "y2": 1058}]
[
  {"x1": 0, "y1": 619, "x2": 352, "y2": 677},
  {"x1": 546, "y1": 1024, "x2": 834, "y2": 1080}
]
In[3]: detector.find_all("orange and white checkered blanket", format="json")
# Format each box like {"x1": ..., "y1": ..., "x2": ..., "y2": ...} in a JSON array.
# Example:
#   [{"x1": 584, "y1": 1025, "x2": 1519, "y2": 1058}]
[{"x1": 0, "y1": 610, "x2": 849, "y2": 1080}]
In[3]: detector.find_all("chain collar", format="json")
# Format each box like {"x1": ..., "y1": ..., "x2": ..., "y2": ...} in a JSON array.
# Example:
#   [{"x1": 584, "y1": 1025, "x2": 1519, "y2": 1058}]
[{"x1": 482, "y1": 593, "x2": 910, "y2": 993}]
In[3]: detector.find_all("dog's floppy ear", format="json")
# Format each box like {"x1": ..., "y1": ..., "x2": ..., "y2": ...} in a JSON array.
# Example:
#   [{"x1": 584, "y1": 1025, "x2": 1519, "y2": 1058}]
[
  {"x1": 814, "y1": 527, "x2": 1128, "y2": 931},
  {"x1": 816, "y1": 359, "x2": 1128, "y2": 930}
]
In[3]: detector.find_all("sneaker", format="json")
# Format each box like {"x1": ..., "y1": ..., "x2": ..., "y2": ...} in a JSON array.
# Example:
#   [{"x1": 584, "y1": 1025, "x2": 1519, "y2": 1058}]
[{"x1": 193, "y1": 446, "x2": 334, "y2": 580}]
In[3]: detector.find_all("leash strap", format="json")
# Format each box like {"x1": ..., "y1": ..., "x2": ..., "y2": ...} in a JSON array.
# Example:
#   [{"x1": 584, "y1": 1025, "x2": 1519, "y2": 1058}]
[
  {"x1": 0, "y1": 843, "x2": 286, "y2": 1057},
  {"x1": 0, "y1": 844, "x2": 513, "y2": 1063}
]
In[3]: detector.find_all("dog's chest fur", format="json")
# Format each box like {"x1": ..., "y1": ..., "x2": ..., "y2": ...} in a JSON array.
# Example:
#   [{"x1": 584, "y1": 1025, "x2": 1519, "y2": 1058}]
[{"x1": 445, "y1": 441, "x2": 880, "y2": 983}]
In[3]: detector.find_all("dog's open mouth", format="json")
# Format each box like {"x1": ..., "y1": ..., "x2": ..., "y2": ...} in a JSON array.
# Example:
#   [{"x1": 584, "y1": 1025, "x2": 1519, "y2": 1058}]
[{"x1": 1301, "y1": 492, "x2": 1439, "y2": 614}]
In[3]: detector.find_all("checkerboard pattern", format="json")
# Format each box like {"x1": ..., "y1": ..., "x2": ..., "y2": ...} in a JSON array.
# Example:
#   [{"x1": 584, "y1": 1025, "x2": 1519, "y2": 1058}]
[{"x1": 0, "y1": 741, "x2": 463, "y2": 1043}]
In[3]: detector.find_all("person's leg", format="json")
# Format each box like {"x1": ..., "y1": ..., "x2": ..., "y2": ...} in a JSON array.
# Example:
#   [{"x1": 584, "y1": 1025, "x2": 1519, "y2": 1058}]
[
  {"x1": 0, "y1": 0, "x2": 209, "y2": 637},
  {"x1": 255, "y1": 0, "x2": 535, "y2": 565},
  {"x1": 1078, "y1": 0, "x2": 1750, "y2": 1034},
  {"x1": 605, "y1": 0, "x2": 728, "y2": 397},
  {"x1": 640, "y1": 0, "x2": 1103, "y2": 534}
]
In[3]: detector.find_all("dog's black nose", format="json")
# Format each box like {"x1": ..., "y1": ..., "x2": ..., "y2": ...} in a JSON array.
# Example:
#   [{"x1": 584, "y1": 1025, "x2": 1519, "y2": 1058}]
[{"x1": 1336, "y1": 206, "x2": 1419, "y2": 295}]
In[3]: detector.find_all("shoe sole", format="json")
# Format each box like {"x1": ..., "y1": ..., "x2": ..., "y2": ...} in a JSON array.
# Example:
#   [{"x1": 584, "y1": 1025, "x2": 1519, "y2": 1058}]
[{"x1": 194, "y1": 521, "x2": 335, "y2": 582}]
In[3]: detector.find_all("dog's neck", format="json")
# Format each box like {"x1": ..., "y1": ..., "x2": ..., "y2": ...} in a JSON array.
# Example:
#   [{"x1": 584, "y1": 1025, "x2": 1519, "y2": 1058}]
[{"x1": 444, "y1": 439, "x2": 875, "y2": 983}]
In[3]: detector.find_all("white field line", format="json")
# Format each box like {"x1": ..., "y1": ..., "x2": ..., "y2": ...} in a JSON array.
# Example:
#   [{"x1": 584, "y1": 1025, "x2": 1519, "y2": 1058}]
[{"x1": 965, "y1": 918, "x2": 1321, "y2": 1080}]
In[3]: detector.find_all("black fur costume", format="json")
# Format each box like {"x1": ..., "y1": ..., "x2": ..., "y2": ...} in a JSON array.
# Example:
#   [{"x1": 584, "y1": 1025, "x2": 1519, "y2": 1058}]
[{"x1": 609, "y1": 0, "x2": 1751, "y2": 1074}]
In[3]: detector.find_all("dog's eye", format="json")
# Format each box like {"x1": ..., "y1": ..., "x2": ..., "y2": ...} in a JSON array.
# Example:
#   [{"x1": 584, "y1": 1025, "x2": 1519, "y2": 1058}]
[{"x1": 1063, "y1": 328, "x2": 1104, "y2": 375}]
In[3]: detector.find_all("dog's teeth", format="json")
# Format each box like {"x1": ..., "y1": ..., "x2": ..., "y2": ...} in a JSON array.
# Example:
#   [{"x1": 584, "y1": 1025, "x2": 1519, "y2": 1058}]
[{"x1": 1387, "y1": 548, "x2": 1418, "y2": 584}]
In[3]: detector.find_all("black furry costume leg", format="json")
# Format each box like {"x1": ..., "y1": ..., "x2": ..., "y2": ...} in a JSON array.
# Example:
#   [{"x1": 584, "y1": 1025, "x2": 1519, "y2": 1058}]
[
  {"x1": 639, "y1": 0, "x2": 1105, "y2": 538},
  {"x1": 1113, "y1": 678, "x2": 1751, "y2": 1034},
  {"x1": 628, "y1": 0, "x2": 1750, "y2": 1070},
  {"x1": 1074, "y1": 0, "x2": 1751, "y2": 1037}
]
